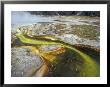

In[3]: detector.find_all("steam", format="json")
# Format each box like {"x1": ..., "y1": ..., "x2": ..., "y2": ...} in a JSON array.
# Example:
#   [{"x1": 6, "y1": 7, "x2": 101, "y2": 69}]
[{"x1": 11, "y1": 11, "x2": 53, "y2": 28}]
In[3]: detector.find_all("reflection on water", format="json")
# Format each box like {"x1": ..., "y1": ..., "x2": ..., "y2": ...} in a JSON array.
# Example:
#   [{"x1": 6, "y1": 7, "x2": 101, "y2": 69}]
[
  {"x1": 11, "y1": 11, "x2": 100, "y2": 77},
  {"x1": 48, "y1": 47, "x2": 100, "y2": 77}
]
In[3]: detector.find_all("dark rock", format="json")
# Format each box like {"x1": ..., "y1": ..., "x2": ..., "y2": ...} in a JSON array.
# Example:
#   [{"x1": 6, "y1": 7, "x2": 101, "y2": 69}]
[{"x1": 28, "y1": 11, "x2": 100, "y2": 17}]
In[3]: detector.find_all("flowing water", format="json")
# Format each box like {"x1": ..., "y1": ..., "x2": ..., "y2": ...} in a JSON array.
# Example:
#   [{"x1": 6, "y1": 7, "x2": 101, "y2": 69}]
[{"x1": 11, "y1": 11, "x2": 100, "y2": 77}]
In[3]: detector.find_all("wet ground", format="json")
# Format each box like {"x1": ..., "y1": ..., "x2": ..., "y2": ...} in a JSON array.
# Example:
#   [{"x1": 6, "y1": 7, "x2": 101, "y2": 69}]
[{"x1": 11, "y1": 14, "x2": 100, "y2": 77}]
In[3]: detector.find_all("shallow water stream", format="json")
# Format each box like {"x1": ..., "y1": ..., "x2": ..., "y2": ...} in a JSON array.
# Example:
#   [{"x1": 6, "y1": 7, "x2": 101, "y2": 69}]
[{"x1": 11, "y1": 12, "x2": 100, "y2": 77}]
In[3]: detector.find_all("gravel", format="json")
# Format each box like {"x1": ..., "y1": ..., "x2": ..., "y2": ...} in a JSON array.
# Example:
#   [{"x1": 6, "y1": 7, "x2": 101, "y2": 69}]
[{"x1": 11, "y1": 47, "x2": 43, "y2": 77}]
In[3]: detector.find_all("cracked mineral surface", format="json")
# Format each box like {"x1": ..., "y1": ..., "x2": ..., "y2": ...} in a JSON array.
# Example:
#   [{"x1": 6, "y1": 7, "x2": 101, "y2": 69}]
[{"x1": 11, "y1": 12, "x2": 100, "y2": 77}]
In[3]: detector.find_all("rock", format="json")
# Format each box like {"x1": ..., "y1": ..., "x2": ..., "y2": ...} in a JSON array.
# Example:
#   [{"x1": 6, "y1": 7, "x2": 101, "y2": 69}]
[
  {"x1": 28, "y1": 11, "x2": 100, "y2": 17},
  {"x1": 40, "y1": 45, "x2": 61, "y2": 51},
  {"x1": 11, "y1": 47, "x2": 43, "y2": 77},
  {"x1": 56, "y1": 34, "x2": 100, "y2": 48}
]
